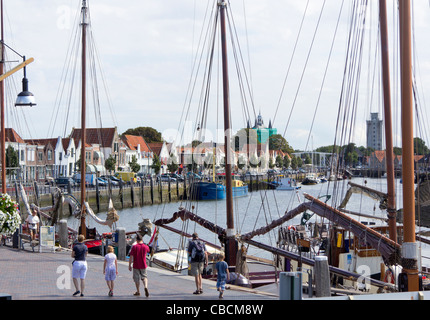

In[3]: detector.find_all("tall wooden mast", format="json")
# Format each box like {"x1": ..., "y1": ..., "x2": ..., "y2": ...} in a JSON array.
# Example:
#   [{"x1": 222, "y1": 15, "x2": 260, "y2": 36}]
[
  {"x1": 379, "y1": 0, "x2": 397, "y2": 243},
  {"x1": 0, "y1": 0, "x2": 5, "y2": 194},
  {"x1": 399, "y1": 0, "x2": 419, "y2": 291},
  {"x1": 79, "y1": 0, "x2": 88, "y2": 238},
  {"x1": 219, "y1": 1, "x2": 237, "y2": 267}
]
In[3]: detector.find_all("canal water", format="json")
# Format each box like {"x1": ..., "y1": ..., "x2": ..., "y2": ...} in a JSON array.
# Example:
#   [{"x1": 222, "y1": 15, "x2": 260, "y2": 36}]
[{"x1": 67, "y1": 177, "x2": 430, "y2": 267}]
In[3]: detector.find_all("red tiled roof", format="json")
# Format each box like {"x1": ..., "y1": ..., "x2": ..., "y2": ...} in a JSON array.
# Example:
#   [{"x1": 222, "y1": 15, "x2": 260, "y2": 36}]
[
  {"x1": 24, "y1": 138, "x2": 58, "y2": 149},
  {"x1": 70, "y1": 128, "x2": 117, "y2": 148},
  {"x1": 4, "y1": 128, "x2": 25, "y2": 143},
  {"x1": 148, "y1": 142, "x2": 164, "y2": 156},
  {"x1": 122, "y1": 135, "x2": 151, "y2": 152}
]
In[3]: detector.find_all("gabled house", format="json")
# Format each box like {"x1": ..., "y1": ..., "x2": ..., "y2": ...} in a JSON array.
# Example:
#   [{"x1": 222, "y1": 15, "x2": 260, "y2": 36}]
[
  {"x1": 70, "y1": 127, "x2": 120, "y2": 174},
  {"x1": 4, "y1": 128, "x2": 26, "y2": 180},
  {"x1": 148, "y1": 142, "x2": 171, "y2": 173},
  {"x1": 24, "y1": 138, "x2": 56, "y2": 181},
  {"x1": 121, "y1": 135, "x2": 154, "y2": 174},
  {"x1": 61, "y1": 138, "x2": 77, "y2": 177},
  {"x1": 368, "y1": 150, "x2": 386, "y2": 171}
]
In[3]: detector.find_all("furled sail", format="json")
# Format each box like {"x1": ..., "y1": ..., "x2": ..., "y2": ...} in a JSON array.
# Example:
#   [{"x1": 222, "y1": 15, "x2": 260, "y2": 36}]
[
  {"x1": 83, "y1": 199, "x2": 119, "y2": 230},
  {"x1": 154, "y1": 207, "x2": 226, "y2": 240},
  {"x1": 338, "y1": 182, "x2": 388, "y2": 210}
]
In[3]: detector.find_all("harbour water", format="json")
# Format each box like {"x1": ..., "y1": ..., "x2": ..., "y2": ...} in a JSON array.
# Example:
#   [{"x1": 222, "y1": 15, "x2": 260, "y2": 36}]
[{"x1": 67, "y1": 177, "x2": 430, "y2": 268}]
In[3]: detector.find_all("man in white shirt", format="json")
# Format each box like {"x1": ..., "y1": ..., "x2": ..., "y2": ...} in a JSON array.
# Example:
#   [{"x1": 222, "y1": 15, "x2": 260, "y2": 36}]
[{"x1": 26, "y1": 208, "x2": 39, "y2": 240}]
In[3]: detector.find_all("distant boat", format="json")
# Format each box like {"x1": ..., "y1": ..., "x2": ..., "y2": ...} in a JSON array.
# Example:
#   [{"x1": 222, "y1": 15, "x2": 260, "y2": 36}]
[
  {"x1": 276, "y1": 177, "x2": 301, "y2": 191},
  {"x1": 189, "y1": 179, "x2": 248, "y2": 201},
  {"x1": 301, "y1": 173, "x2": 319, "y2": 185}
]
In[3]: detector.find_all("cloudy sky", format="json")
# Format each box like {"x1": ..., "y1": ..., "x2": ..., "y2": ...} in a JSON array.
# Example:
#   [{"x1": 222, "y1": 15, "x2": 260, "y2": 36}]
[{"x1": 3, "y1": 0, "x2": 430, "y2": 151}]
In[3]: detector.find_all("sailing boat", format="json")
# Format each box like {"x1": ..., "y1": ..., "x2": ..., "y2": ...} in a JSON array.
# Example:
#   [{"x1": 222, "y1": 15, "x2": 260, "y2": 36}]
[
  {"x1": 60, "y1": 0, "x2": 119, "y2": 252},
  {"x1": 150, "y1": 0, "x2": 425, "y2": 296}
]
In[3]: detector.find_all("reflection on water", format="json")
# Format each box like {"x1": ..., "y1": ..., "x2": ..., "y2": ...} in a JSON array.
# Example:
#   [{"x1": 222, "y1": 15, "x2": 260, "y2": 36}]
[{"x1": 68, "y1": 177, "x2": 430, "y2": 265}]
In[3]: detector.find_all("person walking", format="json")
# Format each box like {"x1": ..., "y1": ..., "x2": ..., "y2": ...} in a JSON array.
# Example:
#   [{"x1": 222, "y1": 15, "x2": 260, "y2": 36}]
[
  {"x1": 103, "y1": 245, "x2": 118, "y2": 297},
  {"x1": 71, "y1": 234, "x2": 88, "y2": 297},
  {"x1": 128, "y1": 233, "x2": 150, "y2": 297},
  {"x1": 26, "y1": 208, "x2": 39, "y2": 241},
  {"x1": 187, "y1": 232, "x2": 208, "y2": 295},
  {"x1": 215, "y1": 252, "x2": 230, "y2": 299}
]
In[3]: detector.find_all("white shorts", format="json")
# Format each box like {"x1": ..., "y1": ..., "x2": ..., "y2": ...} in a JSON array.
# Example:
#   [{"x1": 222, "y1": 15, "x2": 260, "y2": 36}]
[{"x1": 72, "y1": 260, "x2": 88, "y2": 279}]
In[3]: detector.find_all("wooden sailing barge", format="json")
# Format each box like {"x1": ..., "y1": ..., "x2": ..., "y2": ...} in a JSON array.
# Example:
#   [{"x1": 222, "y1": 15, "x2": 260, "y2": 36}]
[{"x1": 152, "y1": 0, "x2": 426, "y2": 296}]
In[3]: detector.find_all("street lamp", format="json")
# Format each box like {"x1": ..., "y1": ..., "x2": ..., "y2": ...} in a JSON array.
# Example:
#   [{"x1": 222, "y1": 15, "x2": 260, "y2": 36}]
[{"x1": 15, "y1": 56, "x2": 36, "y2": 107}]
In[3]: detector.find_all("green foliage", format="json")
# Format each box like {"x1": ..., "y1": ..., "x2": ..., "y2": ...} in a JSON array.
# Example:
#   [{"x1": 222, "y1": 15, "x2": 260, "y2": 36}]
[
  {"x1": 104, "y1": 155, "x2": 116, "y2": 174},
  {"x1": 123, "y1": 127, "x2": 163, "y2": 143},
  {"x1": 5, "y1": 146, "x2": 18, "y2": 176},
  {"x1": 129, "y1": 155, "x2": 141, "y2": 173},
  {"x1": 269, "y1": 134, "x2": 294, "y2": 154},
  {"x1": 151, "y1": 154, "x2": 161, "y2": 174}
]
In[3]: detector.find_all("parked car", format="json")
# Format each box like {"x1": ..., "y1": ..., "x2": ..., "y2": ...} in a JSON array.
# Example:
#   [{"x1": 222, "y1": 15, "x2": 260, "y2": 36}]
[
  {"x1": 186, "y1": 172, "x2": 201, "y2": 180},
  {"x1": 100, "y1": 175, "x2": 119, "y2": 186},
  {"x1": 156, "y1": 174, "x2": 176, "y2": 183},
  {"x1": 168, "y1": 173, "x2": 184, "y2": 181},
  {"x1": 55, "y1": 177, "x2": 76, "y2": 188},
  {"x1": 97, "y1": 177, "x2": 108, "y2": 186}
]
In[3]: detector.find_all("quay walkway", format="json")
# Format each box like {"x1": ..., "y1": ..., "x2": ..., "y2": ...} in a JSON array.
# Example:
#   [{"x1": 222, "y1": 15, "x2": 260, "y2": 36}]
[{"x1": 0, "y1": 245, "x2": 278, "y2": 301}]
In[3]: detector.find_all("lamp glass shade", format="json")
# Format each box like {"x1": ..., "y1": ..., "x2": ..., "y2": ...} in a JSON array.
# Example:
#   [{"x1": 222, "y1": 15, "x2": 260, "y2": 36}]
[{"x1": 15, "y1": 91, "x2": 36, "y2": 107}]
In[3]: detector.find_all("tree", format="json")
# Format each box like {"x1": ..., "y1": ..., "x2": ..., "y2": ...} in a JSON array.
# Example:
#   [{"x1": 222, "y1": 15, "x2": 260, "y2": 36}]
[
  {"x1": 414, "y1": 137, "x2": 429, "y2": 155},
  {"x1": 75, "y1": 155, "x2": 88, "y2": 173},
  {"x1": 6, "y1": 146, "x2": 18, "y2": 177},
  {"x1": 151, "y1": 154, "x2": 161, "y2": 174},
  {"x1": 122, "y1": 127, "x2": 163, "y2": 143},
  {"x1": 269, "y1": 134, "x2": 294, "y2": 154},
  {"x1": 104, "y1": 155, "x2": 116, "y2": 174},
  {"x1": 167, "y1": 154, "x2": 179, "y2": 173},
  {"x1": 275, "y1": 155, "x2": 283, "y2": 168},
  {"x1": 283, "y1": 155, "x2": 291, "y2": 169},
  {"x1": 129, "y1": 155, "x2": 141, "y2": 173},
  {"x1": 343, "y1": 143, "x2": 358, "y2": 166},
  {"x1": 269, "y1": 158, "x2": 275, "y2": 169},
  {"x1": 290, "y1": 157, "x2": 298, "y2": 170}
]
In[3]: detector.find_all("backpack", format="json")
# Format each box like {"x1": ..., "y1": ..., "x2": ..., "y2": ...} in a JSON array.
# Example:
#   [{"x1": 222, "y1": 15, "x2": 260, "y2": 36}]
[{"x1": 191, "y1": 240, "x2": 205, "y2": 262}]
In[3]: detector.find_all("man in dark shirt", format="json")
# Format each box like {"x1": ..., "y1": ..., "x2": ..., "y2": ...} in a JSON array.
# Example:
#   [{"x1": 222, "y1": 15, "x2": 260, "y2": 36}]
[
  {"x1": 72, "y1": 234, "x2": 88, "y2": 297},
  {"x1": 187, "y1": 233, "x2": 208, "y2": 295}
]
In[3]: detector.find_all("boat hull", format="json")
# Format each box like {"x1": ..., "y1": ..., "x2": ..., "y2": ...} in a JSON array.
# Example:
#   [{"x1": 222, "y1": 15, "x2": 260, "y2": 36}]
[
  {"x1": 190, "y1": 182, "x2": 226, "y2": 200},
  {"x1": 190, "y1": 182, "x2": 248, "y2": 201}
]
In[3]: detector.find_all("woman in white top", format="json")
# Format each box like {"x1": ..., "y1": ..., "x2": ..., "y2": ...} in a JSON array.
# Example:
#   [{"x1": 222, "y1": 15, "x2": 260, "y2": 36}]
[
  {"x1": 26, "y1": 209, "x2": 40, "y2": 240},
  {"x1": 103, "y1": 245, "x2": 118, "y2": 297}
]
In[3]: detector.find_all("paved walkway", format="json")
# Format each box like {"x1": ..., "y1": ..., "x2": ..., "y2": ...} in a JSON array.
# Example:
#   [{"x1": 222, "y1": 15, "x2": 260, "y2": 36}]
[{"x1": 0, "y1": 245, "x2": 278, "y2": 301}]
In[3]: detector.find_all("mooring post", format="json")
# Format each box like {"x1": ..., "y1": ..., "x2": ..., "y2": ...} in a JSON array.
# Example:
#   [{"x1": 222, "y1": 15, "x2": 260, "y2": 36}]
[
  {"x1": 58, "y1": 219, "x2": 68, "y2": 248},
  {"x1": 116, "y1": 227, "x2": 126, "y2": 261},
  {"x1": 314, "y1": 255, "x2": 331, "y2": 297}
]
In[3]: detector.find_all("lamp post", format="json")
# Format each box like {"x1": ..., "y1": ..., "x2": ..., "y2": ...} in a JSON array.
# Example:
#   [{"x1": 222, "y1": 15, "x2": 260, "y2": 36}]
[{"x1": 0, "y1": 0, "x2": 35, "y2": 194}]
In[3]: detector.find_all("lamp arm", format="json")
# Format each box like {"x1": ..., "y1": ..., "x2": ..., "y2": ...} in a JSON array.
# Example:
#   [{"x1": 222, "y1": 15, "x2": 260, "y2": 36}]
[{"x1": 0, "y1": 57, "x2": 34, "y2": 82}]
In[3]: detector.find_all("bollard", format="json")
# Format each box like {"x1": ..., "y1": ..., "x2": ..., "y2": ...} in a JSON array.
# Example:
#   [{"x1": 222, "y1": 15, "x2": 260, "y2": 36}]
[
  {"x1": 116, "y1": 227, "x2": 126, "y2": 261},
  {"x1": 58, "y1": 219, "x2": 68, "y2": 249},
  {"x1": 314, "y1": 256, "x2": 331, "y2": 297},
  {"x1": 279, "y1": 272, "x2": 302, "y2": 300}
]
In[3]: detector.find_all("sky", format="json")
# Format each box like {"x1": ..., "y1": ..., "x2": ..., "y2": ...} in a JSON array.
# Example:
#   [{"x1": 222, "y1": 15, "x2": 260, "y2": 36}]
[{"x1": 2, "y1": 0, "x2": 430, "y2": 151}]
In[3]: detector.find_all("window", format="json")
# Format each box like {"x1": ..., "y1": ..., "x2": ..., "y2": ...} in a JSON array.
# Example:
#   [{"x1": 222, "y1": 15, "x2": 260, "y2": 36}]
[{"x1": 47, "y1": 150, "x2": 52, "y2": 161}]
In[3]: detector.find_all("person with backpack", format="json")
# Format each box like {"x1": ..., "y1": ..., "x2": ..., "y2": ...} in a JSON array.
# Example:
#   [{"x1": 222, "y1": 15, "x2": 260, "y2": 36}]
[{"x1": 187, "y1": 232, "x2": 208, "y2": 295}]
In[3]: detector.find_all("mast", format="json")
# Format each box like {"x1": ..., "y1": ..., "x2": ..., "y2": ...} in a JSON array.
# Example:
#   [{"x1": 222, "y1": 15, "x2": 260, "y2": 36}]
[
  {"x1": 399, "y1": 0, "x2": 419, "y2": 291},
  {"x1": 379, "y1": 0, "x2": 396, "y2": 243},
  {"x1": 219, "y1": 1, "x2": 237, "y2": 267},
  {"x1": 79, "y1": 0, "x2": 88, "y2": 238},
  {"x1": 0, "y1": 0, "x2": 5, "y2": 194}
]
